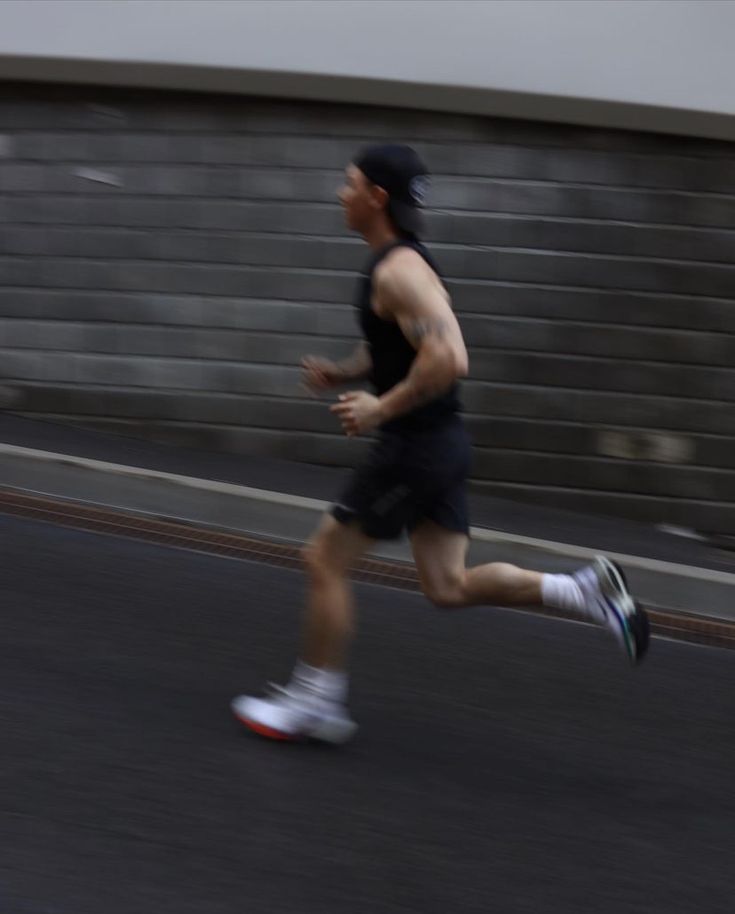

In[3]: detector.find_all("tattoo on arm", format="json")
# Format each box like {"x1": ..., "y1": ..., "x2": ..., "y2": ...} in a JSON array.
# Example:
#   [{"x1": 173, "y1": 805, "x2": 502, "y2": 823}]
[{"x1": 404, "y1": 318, "x2": 450, "y2": 346}]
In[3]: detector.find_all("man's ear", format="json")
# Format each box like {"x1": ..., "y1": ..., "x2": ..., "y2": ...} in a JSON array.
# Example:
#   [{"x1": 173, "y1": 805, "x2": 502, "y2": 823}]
[{"x1": 369, "y1": 183, "x2": 390, "y2": 212}]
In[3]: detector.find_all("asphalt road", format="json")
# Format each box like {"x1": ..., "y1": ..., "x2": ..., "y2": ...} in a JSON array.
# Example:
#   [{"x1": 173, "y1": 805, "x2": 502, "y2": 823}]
[{"x1": 1, "y1": 514, "x2": 734, "y2": 914}]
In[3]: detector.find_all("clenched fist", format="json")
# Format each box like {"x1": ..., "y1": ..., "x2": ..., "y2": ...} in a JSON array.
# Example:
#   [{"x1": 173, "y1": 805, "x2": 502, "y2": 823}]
[
  {"x1": 330, "y1": 391, "x2": 384, "y2": 437},
  {"x1": 301, "y1": 356, "x2": 343, "y2": 393}
]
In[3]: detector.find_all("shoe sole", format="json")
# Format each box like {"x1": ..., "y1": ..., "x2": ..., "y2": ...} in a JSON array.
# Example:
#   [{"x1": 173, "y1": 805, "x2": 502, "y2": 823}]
[
  {"x1": 231, "y1": 705, "x2": 357, "y2": 745},
  {"x1": 596, "y1": 556, "x2": 650, "y2": 665},
  {"x1": 231, "y1": 708, "x2": 301, "y2": 741}
]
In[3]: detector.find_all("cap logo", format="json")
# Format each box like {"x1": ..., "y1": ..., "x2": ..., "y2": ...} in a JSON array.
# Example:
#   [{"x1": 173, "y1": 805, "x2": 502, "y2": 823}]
[{"x1": 409, "y1": 175, "x2": 430, "y2": 206}]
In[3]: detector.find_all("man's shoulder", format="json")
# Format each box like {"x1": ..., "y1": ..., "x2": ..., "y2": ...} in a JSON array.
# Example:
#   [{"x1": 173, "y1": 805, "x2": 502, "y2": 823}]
[{"x1": 373, "y1": 245, "x2": 435, "y2": 289}]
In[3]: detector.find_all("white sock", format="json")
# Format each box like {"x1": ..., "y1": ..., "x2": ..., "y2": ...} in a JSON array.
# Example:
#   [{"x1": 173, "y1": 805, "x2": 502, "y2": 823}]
[
  {"x1": 290, "y1": 660, "x2": 348, "y2": 704},
  {"x1": 541, "y1": 574, "x2": 585, "y2": 614}
]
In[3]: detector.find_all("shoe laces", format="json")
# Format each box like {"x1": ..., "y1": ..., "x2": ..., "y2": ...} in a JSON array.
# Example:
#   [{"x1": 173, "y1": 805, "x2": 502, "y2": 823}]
[
  {"x1": 573, "y1": 565, "x2": 599, "y2": 594},
  {"x1": 265, "y1": 681, "x2": 323, "y2": 706},
  {"x1": 265, "y1": 682, "x2": 344, "y2": 718},
  {"x1": 265, "y1": 682, "x2": 298, "y2": 701}
]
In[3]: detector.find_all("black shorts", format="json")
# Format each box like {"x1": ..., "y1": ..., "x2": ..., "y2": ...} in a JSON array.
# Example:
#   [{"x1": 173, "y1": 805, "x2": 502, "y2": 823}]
[{"x1": 330, "y1": 417, "x2": 471, "y2": 540}]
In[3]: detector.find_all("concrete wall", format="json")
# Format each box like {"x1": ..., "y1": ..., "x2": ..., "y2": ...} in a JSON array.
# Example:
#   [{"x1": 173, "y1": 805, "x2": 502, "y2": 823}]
[
  {"x1": 1, "y1": 1, "x2": 735, "y2": 141},
  {"x1": 0, "y1": 83, "x2": 734, "y2": 532}
]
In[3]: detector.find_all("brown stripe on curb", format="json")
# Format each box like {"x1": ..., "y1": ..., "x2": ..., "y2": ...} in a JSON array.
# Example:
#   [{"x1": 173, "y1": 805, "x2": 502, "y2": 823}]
[{"x1": 0, "y1": 486, "x2": 732, "y2": 651}]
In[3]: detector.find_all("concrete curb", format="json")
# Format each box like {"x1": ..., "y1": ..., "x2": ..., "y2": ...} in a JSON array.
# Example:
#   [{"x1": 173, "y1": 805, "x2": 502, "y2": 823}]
[
  {"x1": 1, "y1": 441, "x2": 734, "y2": 587},
  {"x1": 0, "y1": 485, "x2": 733, "y2": 652}
]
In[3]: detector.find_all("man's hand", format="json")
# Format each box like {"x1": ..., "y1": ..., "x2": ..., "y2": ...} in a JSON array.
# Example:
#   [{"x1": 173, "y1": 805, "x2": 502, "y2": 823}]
[
  {"x1": 301, "y1": 356, "x2": 343, "y2": 393},
  {"x1": 330, "y1": 391, "x2": 383, "y2": 437}
]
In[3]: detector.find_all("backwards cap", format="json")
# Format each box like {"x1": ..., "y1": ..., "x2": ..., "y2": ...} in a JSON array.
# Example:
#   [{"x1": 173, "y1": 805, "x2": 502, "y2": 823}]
[{"x1": 354, "y1": 144, "x2": 430, "y2": 236}]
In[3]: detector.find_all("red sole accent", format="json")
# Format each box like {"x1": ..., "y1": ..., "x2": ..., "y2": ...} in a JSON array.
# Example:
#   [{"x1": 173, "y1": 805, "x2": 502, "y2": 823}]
[{"x1": 233, "y1": 712, "x2": 299, "y2": 742}]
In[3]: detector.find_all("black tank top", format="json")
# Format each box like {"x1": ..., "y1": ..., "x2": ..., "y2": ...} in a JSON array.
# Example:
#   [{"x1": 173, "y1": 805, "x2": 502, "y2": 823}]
[{"x1": 355, "y1": 239, "x2": 461, "y2": 434}]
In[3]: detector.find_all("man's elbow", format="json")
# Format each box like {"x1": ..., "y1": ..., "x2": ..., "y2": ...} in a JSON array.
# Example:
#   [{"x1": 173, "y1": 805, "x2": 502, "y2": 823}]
[
  {"x1": 425, "y1": 342, "x2": 468, "y2": 382},
  {"x1": 438, "y1": 354, "x2": 467, "y2": 384},
  {"x1": 439, "y1": 348, "x2": 468, "y2": 381},
  {"x1": 454, "y1": 354, "x2": 469, "y2": 378},
  {"x1": 452, "y1": 346, "x2": 469, "y2": 378}
]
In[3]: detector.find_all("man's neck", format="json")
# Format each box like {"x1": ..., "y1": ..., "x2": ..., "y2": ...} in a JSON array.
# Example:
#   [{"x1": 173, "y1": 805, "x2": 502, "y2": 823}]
[{"x1": 362, "y1": 222, "x2": 401, "y2": 251}]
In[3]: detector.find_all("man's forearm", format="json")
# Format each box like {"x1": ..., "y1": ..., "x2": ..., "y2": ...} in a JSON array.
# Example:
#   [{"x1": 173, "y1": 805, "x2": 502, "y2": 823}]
[
  {"x1": 335, "y1": 342, "x2": 372, "y2": 382},
  {"x1": 377, "y1": 348, "x2": 457, "y2": 422}
]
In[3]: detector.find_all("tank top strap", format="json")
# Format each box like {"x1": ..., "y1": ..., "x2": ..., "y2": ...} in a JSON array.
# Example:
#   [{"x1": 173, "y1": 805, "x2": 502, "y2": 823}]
[{"x1": 365, "y1": 238, "x2": 436, "y2": 276}]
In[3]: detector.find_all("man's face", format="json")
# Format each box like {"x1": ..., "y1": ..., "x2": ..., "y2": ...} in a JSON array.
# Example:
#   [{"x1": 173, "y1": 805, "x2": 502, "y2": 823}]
[{"x1": 338, "y1": 164, "x2": 385, "y2": 232}]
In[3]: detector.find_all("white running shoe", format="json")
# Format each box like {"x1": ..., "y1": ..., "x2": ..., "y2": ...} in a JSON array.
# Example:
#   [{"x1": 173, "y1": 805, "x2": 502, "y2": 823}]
[
  {"x1": 231, "y1": 684, "x2": 358, "y2": 744},
  {"x1": 574, "y1": 556, "x2": 650, "y2": 665}
]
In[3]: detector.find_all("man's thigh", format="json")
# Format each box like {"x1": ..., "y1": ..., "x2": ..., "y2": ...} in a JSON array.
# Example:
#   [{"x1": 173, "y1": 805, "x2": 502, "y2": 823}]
[{"x1": 409, "y1": 519, "x2": 469, "y2": 601}]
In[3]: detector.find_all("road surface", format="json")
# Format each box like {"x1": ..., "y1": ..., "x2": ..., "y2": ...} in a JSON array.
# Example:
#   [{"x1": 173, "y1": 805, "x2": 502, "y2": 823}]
[{"x1": 1, "y1": 514, "x2": 733, "y2": 914}]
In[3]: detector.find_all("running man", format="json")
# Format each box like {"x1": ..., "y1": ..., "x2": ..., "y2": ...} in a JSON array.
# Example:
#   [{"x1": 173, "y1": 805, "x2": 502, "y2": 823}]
[{"x1": 232, "y1": 144, "x2": 649, "y2": 743}]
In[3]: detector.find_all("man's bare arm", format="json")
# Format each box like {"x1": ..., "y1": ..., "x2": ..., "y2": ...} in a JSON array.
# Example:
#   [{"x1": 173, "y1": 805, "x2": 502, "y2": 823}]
[
  {"x1": 302, "y1": 341, "x2": 372, "y2": 392},
  {"x1": 374, "y1": 252, "x2": 468, "y2": 423},
  {"x1": 333, "y1": 341, "x2": 372, "y2": 382}
]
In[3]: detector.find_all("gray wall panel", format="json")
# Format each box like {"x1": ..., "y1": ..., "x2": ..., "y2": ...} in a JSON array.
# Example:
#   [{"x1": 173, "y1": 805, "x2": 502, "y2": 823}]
[{"x1": 1, "y1": 84, "x2": 734, "y2": 531}]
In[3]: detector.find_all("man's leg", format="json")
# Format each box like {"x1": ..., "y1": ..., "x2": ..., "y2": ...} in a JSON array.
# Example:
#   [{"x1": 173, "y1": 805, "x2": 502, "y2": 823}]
[
  {"x1": 409, "y1": 521, "x2": 542, "y2": 609},
  {"x1": 231, "y1": 513, "x2": 374, "y2": 742},
  {"x1": 300, "y1": 514, "x2": 376, "y2": 669},
  {"x1": 410, "y1": 520, "x2": 649, "y2": 664}
]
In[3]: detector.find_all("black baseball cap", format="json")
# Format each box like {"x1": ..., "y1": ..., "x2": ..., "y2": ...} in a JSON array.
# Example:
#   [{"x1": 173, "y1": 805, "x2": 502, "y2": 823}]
[{"x1": 354, "y1": 144, "x2": 430, "y2": 237}]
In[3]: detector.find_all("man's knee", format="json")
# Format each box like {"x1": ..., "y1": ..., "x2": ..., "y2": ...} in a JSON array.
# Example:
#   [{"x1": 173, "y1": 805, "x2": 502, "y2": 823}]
[
  {"x1": 301, "y1": 531, "x2": 344, "y2": 580},
  {"x1": 301, "y1": 538, "x2": 325, "y2": 577},
  {"x1": 421, "y1": 573, "x2": 467, "y2": 609}
]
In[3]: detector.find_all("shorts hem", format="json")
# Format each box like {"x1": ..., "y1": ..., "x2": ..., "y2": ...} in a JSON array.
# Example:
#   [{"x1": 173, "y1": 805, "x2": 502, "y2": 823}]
[
  {"x1": 330, "y1": 504, "x2": 404, "y2": 541},
  {"x1": 407, "y1": 512, "x2": 469, "y2": 536}
]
